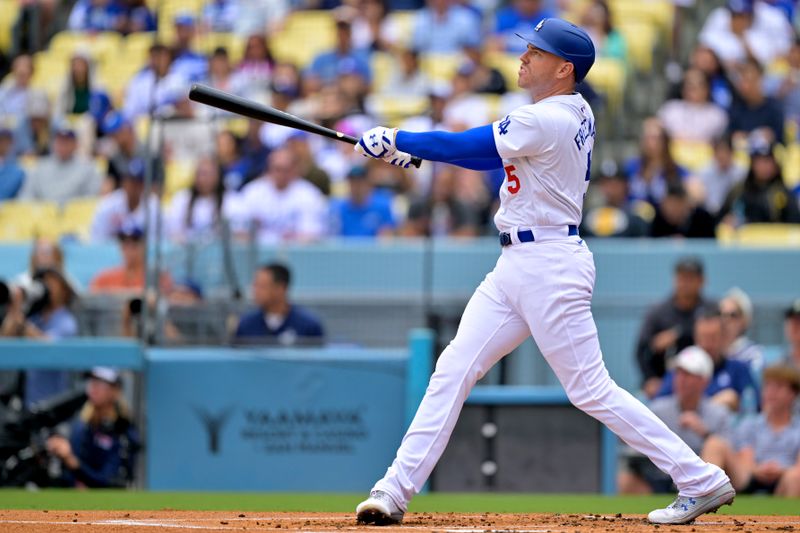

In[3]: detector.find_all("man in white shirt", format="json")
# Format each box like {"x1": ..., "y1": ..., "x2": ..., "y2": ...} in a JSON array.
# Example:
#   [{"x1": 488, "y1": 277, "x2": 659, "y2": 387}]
[
  {"x1": 90, "y1": 159, "x2": 158, "y2": 242},
  {"x1": 699, "y1": 0, "x2": 793, "y2": 68},
  {"x1": 239, "y1": 147, "x2": 328, "y2": 243}
]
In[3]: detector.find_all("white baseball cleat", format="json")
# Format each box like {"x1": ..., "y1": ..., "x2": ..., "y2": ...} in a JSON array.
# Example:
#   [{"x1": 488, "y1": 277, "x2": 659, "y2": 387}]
[
  {"x1": 356, "y1": 490, "x2": 404, "y2": 525},
  {"x1": 648, "y1": 481, "x2": 736, "y2": 524}
]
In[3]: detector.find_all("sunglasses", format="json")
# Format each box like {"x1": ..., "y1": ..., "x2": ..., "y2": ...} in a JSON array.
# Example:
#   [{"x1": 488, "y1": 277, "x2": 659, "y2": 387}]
[{"x1": 721, "y1": 311, "x2": 742, "y2": 319}]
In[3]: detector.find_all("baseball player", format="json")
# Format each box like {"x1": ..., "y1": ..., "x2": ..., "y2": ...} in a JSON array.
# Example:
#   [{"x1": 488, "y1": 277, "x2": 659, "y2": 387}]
[{"x1": 352, "y1": 18, "x2": 735, "y2": 525}]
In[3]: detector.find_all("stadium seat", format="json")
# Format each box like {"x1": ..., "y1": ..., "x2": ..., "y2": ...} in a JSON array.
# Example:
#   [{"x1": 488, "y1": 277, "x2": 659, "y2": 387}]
[
  {"x1": 61, "y1": 197, "x2": 101, "y2": 241},
  {"x1": 194, "y1": 33, "x2": 246, "y2": 64},
  {"x1": 420, "y1": 53, "x2": 461, "y2": 84},
  {"x1": 0, "y1": 0, "x2": 19, "y2": 53},
  {"x1": 370, "y1": 52, "x2": 393, "y2": 93},
  {"x1": 609, "y1": 0, "x2": 673, "y2": 41},
  {"x1": 269, "y1": 11, "x2": 336, "y2": 68},
  {"x1": 734, "y1": 223, "x2": 800, "y2": 247},
  {"x1": 484, "y1": 53, "x2": 522, "y2": 89},
  {"x1": 365, "y1": 94, "x2": 428, "y2": 125},
  {"x1": 616, "y1": 21, "x2": 657, "y2": 72},
  {"x1": 165, "y1": 159, "x2": 196, "y2": 201},
  {"x1": 31, "y1": 52, "x2": 69, "y2": 102},
  {"x1": 48, "y1": 31, "x2": 123, "y2": 64},
  {"x1": 584, "y1": 58, "x2": 626, "y2": 110},
  {"x1": 670, "y1": 139, "x2": 713, "y2": 173},
  {"x1": 783, "y1": 143, "x2": 800, "y2": 189},
  {"x1": 0, "y1": 201, "x2": 60, "y2": 242}
]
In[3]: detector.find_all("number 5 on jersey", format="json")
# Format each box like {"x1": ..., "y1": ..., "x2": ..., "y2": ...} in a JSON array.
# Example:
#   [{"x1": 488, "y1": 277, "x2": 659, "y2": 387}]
[{"x1": 504, "y1": 165, "x2": 520, "y2": 194}]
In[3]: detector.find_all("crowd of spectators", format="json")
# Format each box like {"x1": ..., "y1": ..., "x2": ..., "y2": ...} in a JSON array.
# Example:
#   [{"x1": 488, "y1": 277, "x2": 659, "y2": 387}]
[
  {"x1": 1, "y1": 0, "x2": 799, "y2": 243},
  {"x1": 621, "y1": 255, "x2": 800, "y2": 497},
  {"x1": 3, "y1": 0, "x2": 800, "y2": 492}
]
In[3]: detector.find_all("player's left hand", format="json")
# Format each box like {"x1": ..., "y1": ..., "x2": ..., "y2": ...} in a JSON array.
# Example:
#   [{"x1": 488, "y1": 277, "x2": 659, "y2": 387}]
[
  {"x1": 355, "y1": 126, "x2": 398, "y2": 159},
  {"x1": 382, "y1": 151, "x2": 413, "y2": 169}
]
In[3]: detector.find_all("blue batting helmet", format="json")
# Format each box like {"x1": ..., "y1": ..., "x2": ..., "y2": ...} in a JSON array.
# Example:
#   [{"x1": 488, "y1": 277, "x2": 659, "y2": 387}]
[{"x1": 516, "y1": 18, "x2": 596, "y2": 83}]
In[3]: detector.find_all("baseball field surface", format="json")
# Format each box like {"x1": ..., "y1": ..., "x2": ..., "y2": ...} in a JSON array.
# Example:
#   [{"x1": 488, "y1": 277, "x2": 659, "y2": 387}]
[{"x1": 0, "y1": 492, "x2": 797, "y2": 532}]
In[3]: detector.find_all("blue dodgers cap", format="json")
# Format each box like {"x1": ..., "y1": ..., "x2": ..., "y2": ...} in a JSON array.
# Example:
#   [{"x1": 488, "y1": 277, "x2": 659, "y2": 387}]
[
  {"x1": 173, "y1": 11, "x2": 196, "y2": 26},
  {"x1": 728, "y1": 0, "x2": 754, "y2": 14},
  {"x1": 516, "y1": 18, "x2": 596, "y2": 83}
]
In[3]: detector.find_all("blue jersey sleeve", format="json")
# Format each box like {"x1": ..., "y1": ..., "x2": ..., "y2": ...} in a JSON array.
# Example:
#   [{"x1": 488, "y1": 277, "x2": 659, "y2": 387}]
[{"x1": 395, "y1": 125, "x2": 500, "y2": 163}]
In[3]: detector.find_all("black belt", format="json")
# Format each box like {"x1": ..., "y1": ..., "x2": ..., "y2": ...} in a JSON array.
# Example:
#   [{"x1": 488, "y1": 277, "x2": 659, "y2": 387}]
[{"x1": 499, "y1": 225, "x2": 579, "y2": 246}]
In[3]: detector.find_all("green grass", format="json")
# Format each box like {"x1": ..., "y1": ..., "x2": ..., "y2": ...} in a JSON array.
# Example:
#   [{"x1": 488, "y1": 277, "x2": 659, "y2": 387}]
[{"x1": 0, "y1": 490, "x2": 797, "y2": 515}]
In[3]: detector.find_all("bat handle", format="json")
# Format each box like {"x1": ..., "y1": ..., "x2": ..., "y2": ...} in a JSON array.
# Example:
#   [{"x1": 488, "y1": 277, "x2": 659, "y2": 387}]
[{"x1": 409, "y1": 156, "x2": 423, "y2": 169}]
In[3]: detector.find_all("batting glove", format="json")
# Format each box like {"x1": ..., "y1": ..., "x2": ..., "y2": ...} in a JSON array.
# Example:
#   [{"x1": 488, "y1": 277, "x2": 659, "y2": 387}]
[
  {"x1": 383, "y1": 151, "x2": 413, "y2": 169},
  {"x1": 355, "y1": 126, "x2": 398, "y2": 159}
]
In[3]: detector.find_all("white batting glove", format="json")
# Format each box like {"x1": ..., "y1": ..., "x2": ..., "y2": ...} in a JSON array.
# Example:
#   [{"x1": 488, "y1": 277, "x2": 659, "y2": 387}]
[
  {"x1": 355, "y1": 126, "x2": 398, "y2": 159},
  {"x1": 383, "y1": 151, "x2": 413, "y2": 169}
]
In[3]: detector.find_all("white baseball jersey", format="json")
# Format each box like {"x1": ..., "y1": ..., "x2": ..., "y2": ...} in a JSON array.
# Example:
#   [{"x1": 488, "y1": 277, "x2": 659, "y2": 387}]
[{"x1": 491, "y1": 93, "x2": 595, "y2": 231}]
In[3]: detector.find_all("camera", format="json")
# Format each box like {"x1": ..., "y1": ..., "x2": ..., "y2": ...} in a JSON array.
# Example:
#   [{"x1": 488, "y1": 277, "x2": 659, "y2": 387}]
[{"x1": 0, "y1": 275, "x2": 50, "y2": 325}]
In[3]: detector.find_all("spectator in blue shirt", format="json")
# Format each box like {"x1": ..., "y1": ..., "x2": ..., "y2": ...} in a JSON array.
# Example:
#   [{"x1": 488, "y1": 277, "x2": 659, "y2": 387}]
[
  {"x1": 0, "y1": 128, "x2": 24, "y2": 200},
  {"x1": 411, "y1": 0, "x2": 482, "y2": 53},
  {"x1": 170, "y1": 13, "x2": 209, "y2": 83},
  {"x1": 489, "y1": 0, "x2": 553, "y2": 53},
  {"x1": 67, "y1": 0, "x2": 126, "y2": 33},
  {"x1": 332, "y1": 165, "x2": 396, "y2": 237},
  {"x1": 0, "y1": 268, "x2": 79, "y2": 407},
  {"x1": 235, "y1": 263, "x2": 324, "y2": 346},
  {"x1": 305, "y1": 8, "x2": 371, "y2": 94},
  {"x1": 657, "y1": 308, "x2": 759, "y2": 413},
  {"x1": 46, "y1": 367, "x2": 140, "y2": 488}
]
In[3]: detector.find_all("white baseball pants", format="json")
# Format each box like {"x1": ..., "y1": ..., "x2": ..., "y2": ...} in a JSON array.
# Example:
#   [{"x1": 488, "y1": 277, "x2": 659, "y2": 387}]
[{"x1": 374, "y1": 232, "x2": 729, "y2": 509}]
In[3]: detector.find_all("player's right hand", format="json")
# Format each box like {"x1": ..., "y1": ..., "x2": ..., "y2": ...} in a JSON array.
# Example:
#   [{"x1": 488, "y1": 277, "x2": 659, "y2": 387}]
[
  {"x1": 382, "y1": 151, "x2": 413, "y2": 169},
  {"x1": 355, "y1": 126, "x2": 398, "y2": 159}
]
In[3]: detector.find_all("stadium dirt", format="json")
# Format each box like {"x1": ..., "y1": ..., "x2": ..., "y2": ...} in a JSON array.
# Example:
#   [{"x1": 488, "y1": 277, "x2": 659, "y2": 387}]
[{"x1": 0, "y1": 510, "x2": 798, "y2": 533}]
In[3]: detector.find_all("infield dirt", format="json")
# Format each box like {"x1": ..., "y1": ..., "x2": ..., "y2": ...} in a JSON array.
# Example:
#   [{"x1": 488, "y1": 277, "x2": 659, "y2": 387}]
[{"x1": 0, "y1": 510, "x2": 797, "y2": 533}]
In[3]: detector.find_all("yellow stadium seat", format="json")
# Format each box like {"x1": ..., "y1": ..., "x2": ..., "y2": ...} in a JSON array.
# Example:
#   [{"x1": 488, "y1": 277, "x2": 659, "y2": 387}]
[
  {"x1": 61, "y1": 197, "x2": 100, "y2": 241},
  {"x1": 420, "y1": 53, "x2": 461, "y2": 83},
  {"x1": 31, "y1": 52, "x2": 69, "y2": 102},
  {"x1": 123, "y1": 32, "x2": 157, "y2": 61},
  {"x1": 269, "y1": 11, "x2": 336, "y2": 68},
  {"x1": 783, "y1": 143, "x2": 800, "y2": 188},
  {"x1": 165, "y1": 159, "x2": 196, "y2": 200},
  {"x1": 609, "y1": 0, "x2": 673, "y2": 38},
  {"x1": 616, "y1": 21, "x2": 657, "y2": 72},
  {"x1": 193, "y1": 32, "x2": 246, "y2": 64},
  {"x1": 734, "y1": 223, "x2": 800, "y2": 247},
  {"x1": 0, "y1": 201, "x2": 60, "y2": 242},
  {"x1": 224, "y1": 117, "x2": 250, "y2": 137},
  {"x1": 670, "y1": 140, "x2": 714, "y2": 173},
  {"x1": 48, "y1": 31, "x2": 123, "y2": 64},
  {"x1": 366, "y1": 95, "x2": 428, "y2": 124},
  {"x1": 0, "y1": 0, "x2": 20, "y2": 53},
  {"x1": 584, "y1": 58, "x2": 626, "y2": 110},
  {"x1": 370, "y1": 52, "x2": 393, "y2": 93},
  {"x1": 484, "y1": 53, "x2": 521, "y2": 89}
]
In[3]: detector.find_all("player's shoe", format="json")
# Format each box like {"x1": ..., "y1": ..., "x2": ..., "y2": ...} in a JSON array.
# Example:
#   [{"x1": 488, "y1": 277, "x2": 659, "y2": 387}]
[
  {"x1": 647, "y1": 481, "x2": 735, "y2": 524},
  {"x1": 356, "y1": 490, "x2": 404, "y2": 525}
]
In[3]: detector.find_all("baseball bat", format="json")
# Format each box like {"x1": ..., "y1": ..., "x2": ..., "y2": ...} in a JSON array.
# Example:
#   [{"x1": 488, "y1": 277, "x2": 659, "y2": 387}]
[{"x1": 188, "y1": 84, "x2": 422, "y2": 169}]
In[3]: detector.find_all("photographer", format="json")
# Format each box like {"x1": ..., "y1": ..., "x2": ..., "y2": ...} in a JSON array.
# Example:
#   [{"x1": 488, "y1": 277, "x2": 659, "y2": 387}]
[
  {"x1": 46, "y1": 368, "x2": 139, "y2": 488},
  {"x1": 0, "y1": 268, "x2": 78, "y2": 407}
]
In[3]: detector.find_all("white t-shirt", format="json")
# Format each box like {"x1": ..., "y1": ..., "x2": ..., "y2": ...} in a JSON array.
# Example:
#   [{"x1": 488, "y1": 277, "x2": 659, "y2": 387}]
[
  {"x1": 491, "y1": 93, "x2": 595, "y2": 231},
  {"x1": 90, "y1": 189, "x2": 159, "y2": 242},
  {"x1": 699, "y1": 3, "x2": 792, "y2": 67},
  {"x1": 239, "y1": 177, "x2": 328, "y2": 243}
]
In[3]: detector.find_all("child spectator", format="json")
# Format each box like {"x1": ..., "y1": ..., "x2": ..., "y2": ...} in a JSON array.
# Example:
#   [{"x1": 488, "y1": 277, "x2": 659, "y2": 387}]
[{"x1": 702, "y1": 365, "x2": 800, "y2": 496}]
